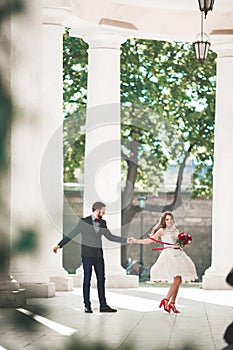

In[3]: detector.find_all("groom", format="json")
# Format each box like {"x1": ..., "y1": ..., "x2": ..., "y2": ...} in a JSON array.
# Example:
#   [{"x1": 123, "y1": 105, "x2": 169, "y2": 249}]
[{"x1": 53, "y1": 201, "x2": 133, "y2": 313}]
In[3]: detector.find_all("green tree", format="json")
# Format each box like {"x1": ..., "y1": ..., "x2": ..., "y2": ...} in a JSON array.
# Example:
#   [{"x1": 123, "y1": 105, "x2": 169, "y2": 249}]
[
  {"x1": 120, "y1": 39, "x2": 216, "y2": 215},
  {"x1": 63, "y1": 34, "x2": 216, "y2": 264},
  {"x1": 63, "y1": 33, "x2": 88, "y2": 182},
  {"x1": 119, "y1": 39, "x2": 216, "y2": 263}
]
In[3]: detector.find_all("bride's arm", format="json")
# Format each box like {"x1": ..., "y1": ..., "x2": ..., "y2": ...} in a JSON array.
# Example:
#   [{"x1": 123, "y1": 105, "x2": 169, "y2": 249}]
[
  {"x1": 133, "y1": 237, "x2": 152, "y2": 244},
  {"x1": 134, "y1": 228, "x2": 164, "y2": 244}
]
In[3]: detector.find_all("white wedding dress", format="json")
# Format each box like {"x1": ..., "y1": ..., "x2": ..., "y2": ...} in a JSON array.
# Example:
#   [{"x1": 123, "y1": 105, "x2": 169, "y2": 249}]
[{"x1": 150, "y1": 226, "x2": 197, "y2": 283}]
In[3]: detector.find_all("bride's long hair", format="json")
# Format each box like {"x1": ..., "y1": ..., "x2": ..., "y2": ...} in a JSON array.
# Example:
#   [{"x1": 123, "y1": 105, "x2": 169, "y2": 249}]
[{"x1": 150, "y1": 211, "x2": 174, "y2": 236}]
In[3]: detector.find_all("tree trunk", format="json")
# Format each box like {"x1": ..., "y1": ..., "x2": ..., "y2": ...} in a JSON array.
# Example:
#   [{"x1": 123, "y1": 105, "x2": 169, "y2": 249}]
[{"x1": 121, "y1": 139, "x2": 139, "y2": 266}]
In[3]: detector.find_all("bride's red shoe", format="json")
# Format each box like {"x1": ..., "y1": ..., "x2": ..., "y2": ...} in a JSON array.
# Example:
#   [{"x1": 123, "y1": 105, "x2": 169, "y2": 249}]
[
  {"x1": 159, "y1": 298, "x2": 170, "y2": 312},
  {"x1": 168, "y1": 302, "x2": 180, "y2": 313}
]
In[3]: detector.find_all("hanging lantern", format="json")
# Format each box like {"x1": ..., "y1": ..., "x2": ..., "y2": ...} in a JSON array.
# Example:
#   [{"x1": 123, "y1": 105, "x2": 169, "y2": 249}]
[
  {"x1": 198, "y1": 0, "x2": 215, "y2": 18},
  {"x1": 193, "y1": 12, "x2": 211, "y2": 64},
  {"x1": 193, "y1": 33, "x2": 211, "y2": 64}
]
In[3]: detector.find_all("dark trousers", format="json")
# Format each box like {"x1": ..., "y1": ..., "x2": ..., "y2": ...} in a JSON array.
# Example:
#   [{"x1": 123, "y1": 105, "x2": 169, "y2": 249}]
[{"x1": 82, "y1": 256, "x2": 107, "y2": 308}]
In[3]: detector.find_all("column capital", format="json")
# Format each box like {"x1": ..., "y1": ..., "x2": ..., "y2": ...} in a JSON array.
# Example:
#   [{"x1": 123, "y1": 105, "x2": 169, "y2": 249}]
[
  {"x1": 42, "y1": 0, "x2": 72, "y2": 26},
  {"x1": 210, "y1": 31, "x2": 233, "y2": 57},
  {"x1": 71, "y1": 25, "x2": 134, "y2": 50}
]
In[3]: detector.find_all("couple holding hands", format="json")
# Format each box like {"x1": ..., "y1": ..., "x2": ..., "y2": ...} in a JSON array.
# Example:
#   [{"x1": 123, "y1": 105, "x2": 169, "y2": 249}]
[{"x1": 53, "y1": 201, "x2": 197, "y2": 314}]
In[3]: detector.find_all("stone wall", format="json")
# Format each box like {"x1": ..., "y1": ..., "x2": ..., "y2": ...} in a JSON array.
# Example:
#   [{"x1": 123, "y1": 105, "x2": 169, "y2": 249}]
[
  {"x1": 62, "y1": 193, "x2": 83, "y2": 272},
  {"x1": 63, "y1": 192, "x2": 212, "y2": 281}
]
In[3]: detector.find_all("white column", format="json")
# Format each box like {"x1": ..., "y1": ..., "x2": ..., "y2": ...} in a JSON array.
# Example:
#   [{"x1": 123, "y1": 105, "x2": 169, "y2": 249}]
[
  {"x1": 0, "y1": 12, "x2": 26, "y2": 307},
  {"x1": 202, "y1": 35, "x2": 233, "y2": 289},
  {"x1": 10, "y1": 1, "x2": 72, "y2": 297},
  {"x1": 41, "y1": 5, "x2": 74, "y2": 291},
  {"x1": 73, "y1": 29, "x2": 138, "y2": 287}
]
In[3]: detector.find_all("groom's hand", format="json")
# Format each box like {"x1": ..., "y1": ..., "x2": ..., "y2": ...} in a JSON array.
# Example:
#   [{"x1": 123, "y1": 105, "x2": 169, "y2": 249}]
[
  {"x1": 53, "y1": 245, "x2": 60, "y2": 253},
  {"x1": 127, "y1": 237, "x2": 135, "y2": 244}
]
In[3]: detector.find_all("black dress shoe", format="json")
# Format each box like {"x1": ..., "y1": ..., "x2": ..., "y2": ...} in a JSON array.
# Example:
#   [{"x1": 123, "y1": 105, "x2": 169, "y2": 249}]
[
  {"x1": 84, "y1": 307, "x2": 93, "y2": 313},
  {"x1": 100, "y1": 305, "x2": 117, "y2": 313}
]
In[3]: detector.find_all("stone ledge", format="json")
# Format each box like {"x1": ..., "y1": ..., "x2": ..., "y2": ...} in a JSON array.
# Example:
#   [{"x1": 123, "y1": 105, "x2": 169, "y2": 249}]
[
  {"x1": 105, "y1": 275, "x2": 139, "y2": 288},
  {"x1": 71, "y1": 273, "x2": 139, "y2": 288},
  {"x1": 202, "y1": 275, "x2": 233, "y2": 290},
  {"x1": 0, "y1": 289, "x2": 26, "y2": 308},
  {"x1": 50, "y1": 276, "x2": 73, "y2": 291},
  {"x1": 20, "y1": 283, "x2": 55, "y2": 298}
]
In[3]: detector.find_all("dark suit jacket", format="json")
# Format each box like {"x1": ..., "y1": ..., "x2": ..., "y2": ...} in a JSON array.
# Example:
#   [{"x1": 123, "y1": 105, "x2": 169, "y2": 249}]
[{"x1": 58, "y1": 215, "x2": 127, "y2": 258}]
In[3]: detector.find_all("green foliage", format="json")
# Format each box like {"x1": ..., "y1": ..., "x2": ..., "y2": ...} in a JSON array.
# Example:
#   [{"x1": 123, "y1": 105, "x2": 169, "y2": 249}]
[
  {"x1": 63, "y1": 336, "x2": 197, "y2": 350},
  {"x1": 63, "y1": 34, "x2": 216, "y2": 198},
  {"x1": 63, "y1": 31, "x2": 88, "y2": 182},
  {"x1": 63, "y1": 112, "x2": 86, "y2": 182},
  {"x1": 120, "y1": 39, "x2": 216, "y2": 197},
  {"x1": 121, "y1": 105, "x2": 173, "y2": 193},
  {"x1": 13, "y1": 229, "x2": 37, "y2": 253},
  {"x1": 63, "y1": 336, "x2": 133, "y2": 350},
  {"x1": 0, "y1": 0, "x2": 24, "y2": 170},
  {"x1": 0, "y1": 0, "x2": 24, "y2": 21},
  {"x1": 0, "y1": 81, "x2": 12, "y2": 169},
  {"x1": 63, "y1": 32, "x2": 88, "y2": 108}
]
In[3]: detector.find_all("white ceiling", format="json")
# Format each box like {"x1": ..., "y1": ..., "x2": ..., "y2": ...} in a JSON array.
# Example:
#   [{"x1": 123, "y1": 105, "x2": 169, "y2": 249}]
[
  {"x1": 68, "y1": 0, "x2": 233, "y2": 42},
  {"x1": 109, "y1": 0, "x2": 233, "y2": 11}
]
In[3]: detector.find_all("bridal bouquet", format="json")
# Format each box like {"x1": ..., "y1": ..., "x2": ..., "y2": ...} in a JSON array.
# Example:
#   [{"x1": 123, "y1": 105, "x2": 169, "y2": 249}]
[{"x1": 176, "y1": 232, "x2": 192, "y2": 248}]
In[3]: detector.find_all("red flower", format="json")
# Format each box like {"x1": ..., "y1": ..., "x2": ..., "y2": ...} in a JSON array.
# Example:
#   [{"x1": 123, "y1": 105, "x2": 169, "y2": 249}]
[{"x1": 176, "y1": 232, "x2": 192, "y2": 248}]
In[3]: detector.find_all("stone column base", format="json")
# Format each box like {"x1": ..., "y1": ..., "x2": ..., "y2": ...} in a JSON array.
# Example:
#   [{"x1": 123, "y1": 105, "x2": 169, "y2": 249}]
[
  {"x1": 71, "y1": 272, "x2": 139, "y2": 288},
  {"x1": 202, "y1": 274, "x2": 232, "y2": 290},
  {"x1": 71, "y1": 273, "x2": 83, "y2": 288},
  {"x1": 20, "y1": 283, "x2": 55, "y2": 298},
  {"x1": 105, "y1": 275, "x2": 139, "y2": 288},
  {"x1": 50, "y1": 276, "x2": 73, "y2": 291},
  {"x1": 0, "y1": 289, "x2": 26, "y2": 308}
]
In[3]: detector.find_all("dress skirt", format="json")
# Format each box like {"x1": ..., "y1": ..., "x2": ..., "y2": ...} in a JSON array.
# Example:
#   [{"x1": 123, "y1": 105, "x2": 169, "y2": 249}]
[{"x1": 150, "y1": 247, "x2": 197, "y2": 283}]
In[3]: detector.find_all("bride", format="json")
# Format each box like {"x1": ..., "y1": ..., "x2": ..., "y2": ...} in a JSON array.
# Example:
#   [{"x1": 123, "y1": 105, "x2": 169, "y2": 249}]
[{"x1": 133, "y1": 211, "x2": 197, "y2": 313}]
